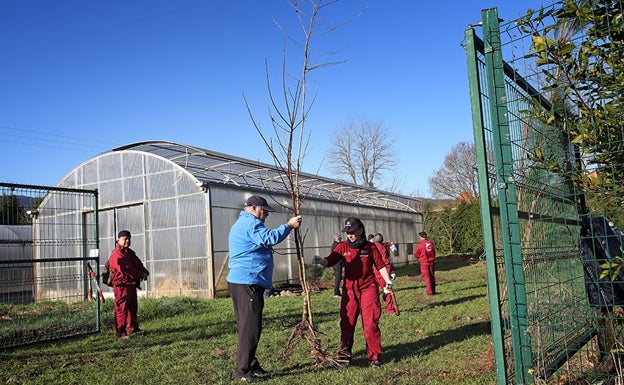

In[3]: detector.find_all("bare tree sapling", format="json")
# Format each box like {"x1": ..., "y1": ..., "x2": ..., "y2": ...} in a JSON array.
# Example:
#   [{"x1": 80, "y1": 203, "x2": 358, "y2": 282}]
[{"x1": 243, "y1": 0, "x2": 361, "y2": 368}]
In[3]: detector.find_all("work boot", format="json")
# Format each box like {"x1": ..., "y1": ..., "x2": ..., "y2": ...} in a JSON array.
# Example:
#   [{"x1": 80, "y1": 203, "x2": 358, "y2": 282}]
[
  {"x1": 369, "y1": 360, "x2": 383, "y2": 367},
  {"x1": 335, "y1": 348, "x2": 352, "y2": 366}
]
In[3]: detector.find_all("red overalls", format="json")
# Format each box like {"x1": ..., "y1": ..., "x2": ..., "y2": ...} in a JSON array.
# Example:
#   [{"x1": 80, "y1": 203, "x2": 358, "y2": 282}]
[
  {"x1": 372, "y1": 242, "x2": 395, "y2": 314},
  {"x1": 109, "y1": 244, "x2": 149, "y2": 337},
  {"x1": 327, "y1": 240, "x2": 387, "y2": 362},
  {"x1": 414, "y1": 239, "x2": 436, "y2": 295}
]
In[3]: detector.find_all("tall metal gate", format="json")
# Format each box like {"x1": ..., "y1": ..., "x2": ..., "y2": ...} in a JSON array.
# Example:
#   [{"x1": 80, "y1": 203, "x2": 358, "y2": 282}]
[
  {"x1": 0, "y1": 182, "x2": 99, "y2": 349},
  {"x1": 465, "y1": 5, "x2": 624, "y2": 385}
]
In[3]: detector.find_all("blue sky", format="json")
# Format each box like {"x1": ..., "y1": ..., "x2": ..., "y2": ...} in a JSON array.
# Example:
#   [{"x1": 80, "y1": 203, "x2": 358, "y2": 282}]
[{"x1": 1, "y1": 0, "x2": 552, "y2": 197}]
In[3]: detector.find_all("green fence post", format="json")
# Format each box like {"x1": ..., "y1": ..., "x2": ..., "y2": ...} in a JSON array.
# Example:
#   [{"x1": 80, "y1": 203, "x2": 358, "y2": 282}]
[
  {"x1": 93, "y1": 189, "x2": 100, "y2": 331},
  {"x1": 481, "y1": 8, "x2": 533, "y2": 384},
  {"x1": 464, "y1": 25, "x2": 508, "y2": 385}
]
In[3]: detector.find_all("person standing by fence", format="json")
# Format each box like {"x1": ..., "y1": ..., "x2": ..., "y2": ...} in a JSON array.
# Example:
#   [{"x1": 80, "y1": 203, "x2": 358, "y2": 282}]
[
  {"x1": 414, "y1": 231, "x2": 436, "y2": 295},
  {"x1": 108, "y1": 230, "x2": 149, "y2": 339}
]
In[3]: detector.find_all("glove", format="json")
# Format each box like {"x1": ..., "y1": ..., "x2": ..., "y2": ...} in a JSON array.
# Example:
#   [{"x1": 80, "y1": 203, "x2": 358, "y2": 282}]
[
  {"x1": 311, "y1": 255, "x2": 322, "y2": 265},
  {"x1": 385, "y1": 281, "x2": 393, "y2": 290},
  {"x1": 390, "y1": 272, "x2": 396, "y2": 281},
  {"x1": 389, "y1": 244, "x2": 397, "y2": 253},
  {"x1": 383, "y1": 286, "x2": 392, "y2": 295}
]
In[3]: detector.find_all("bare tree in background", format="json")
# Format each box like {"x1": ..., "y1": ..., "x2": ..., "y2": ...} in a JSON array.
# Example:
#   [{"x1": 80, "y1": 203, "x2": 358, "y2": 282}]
[
  {"x1": 428, "y1": 141, "x2": 478, "y2": 200},
  {"x1": 244, "y1": 0, "x2": 359, "y2": 368},
  {"x1": 326, "y1": 116, "x2": 397, "y2": 188}
]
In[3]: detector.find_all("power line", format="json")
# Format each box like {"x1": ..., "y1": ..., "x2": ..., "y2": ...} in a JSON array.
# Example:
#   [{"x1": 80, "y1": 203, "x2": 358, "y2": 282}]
[{"x1": 0, "y1": 124, "x2": 116, "y2": 153}]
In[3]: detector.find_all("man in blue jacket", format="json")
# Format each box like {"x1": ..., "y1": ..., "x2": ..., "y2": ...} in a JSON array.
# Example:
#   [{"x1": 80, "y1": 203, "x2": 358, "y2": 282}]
[{"x1": 227, "y1": 195, "x2": 302, "y2": 383}]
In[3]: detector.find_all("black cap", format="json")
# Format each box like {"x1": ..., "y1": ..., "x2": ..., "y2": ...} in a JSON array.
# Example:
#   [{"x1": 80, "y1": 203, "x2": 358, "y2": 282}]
[
  {"x1": 342, "y1": 217, "x2": 364, "y2": 233},
  {"x1": 118, "y1": 230, "x2": 131, "y2": 238},
  {"x1": 245, "y1": 195, "x2": 276, "y2": 212},
  {"x1": 418, "y1": 231, "x2": 427, "y2": 238}
]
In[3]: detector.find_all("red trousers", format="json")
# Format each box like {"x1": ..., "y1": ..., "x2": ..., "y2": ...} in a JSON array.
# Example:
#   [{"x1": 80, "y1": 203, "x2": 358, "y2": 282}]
[
  {"x1": 113, "y1": 284, "x2": 140, "y2": 336},
  {"x1": 420, "y1": 262, "x2": 436, "y2": 295},
  {"x1": 339, "y1": 282, "x2": 382, "y2": 362}
]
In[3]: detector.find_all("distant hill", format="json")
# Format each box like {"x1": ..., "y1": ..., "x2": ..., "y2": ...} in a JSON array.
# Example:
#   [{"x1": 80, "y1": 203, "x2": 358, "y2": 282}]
[
  {"x1": 0, "y1": 194, "x2": 38, "y2": 209},
  {"x1": 16, "y1": 196, "x2": 36, "y2": 208}
]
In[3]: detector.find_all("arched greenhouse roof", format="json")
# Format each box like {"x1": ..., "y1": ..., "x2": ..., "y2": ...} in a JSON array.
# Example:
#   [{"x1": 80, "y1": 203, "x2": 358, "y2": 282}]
[{"x1": 113, "y1": 141, "x2": 420, "y2": 212}]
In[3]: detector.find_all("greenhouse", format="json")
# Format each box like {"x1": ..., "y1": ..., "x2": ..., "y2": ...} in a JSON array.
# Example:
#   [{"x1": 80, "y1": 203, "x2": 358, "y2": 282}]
[{"x1": 50, "y1": 140, "x2": 423, "y2": 298}]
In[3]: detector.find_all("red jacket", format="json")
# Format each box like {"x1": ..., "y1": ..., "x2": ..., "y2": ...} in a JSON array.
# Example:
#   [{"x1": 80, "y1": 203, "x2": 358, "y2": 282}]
[
  {"x1": 326, "y1": 240, "x2": 386, "y2": 289},
  {"x1": 109, "y1": 244, "x2": 149, "y2": 286},
  {"x1": 414, "y1": 239, "x2": 436, "y2": 264}
]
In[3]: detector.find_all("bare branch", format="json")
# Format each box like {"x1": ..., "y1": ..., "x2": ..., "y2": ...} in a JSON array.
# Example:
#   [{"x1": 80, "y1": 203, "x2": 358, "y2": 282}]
[
  {"x1": 245, "y1": 0, "x2": 359, "y2": 363},
  {"x1": 428, "y1": 141, "x2": 478, "y2": 200},
  {"x1": 327, "y1": 115, "x2": 398, "y2": 188}
]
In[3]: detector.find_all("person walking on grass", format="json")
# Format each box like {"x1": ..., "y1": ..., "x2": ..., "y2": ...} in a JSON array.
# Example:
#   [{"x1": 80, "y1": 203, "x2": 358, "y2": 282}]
[
  {"x1": 313, "y1": 217, "x2": 393, "y2": 367},
  {"x1": 108, "y1": 230, "x2": 149, "y2": 339},
  {"x1": 227, "y1": 195, "x2": 302, "y2": 383},
  {"x1": 414, "y1": 231, "x2": 436, "y2": 295},
  {"x1": 331, "y1": 234, "x2": 343, "y2": 297},
  {"x1": 372, "y1": 233, "x2": 397, "y2": 314}
]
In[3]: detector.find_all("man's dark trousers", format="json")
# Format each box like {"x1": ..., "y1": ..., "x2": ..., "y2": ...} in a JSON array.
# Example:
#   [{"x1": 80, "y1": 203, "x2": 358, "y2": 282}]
[{"x1": 229, "y1": 282, "x2": 265, "y2": 379}]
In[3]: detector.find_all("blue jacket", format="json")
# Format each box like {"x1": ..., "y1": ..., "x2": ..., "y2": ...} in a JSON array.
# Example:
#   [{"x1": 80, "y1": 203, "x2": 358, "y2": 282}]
[{"x1": 226, "y1": 211, "x2": 292, "y2": 288}]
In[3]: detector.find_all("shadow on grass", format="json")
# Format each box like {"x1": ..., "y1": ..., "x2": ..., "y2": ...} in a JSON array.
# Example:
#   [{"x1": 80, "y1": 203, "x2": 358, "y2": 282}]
[
  {"x1": 3, "y1": 317, "x2": 242, "y2": 361},
  {"x1": 268, "y1": 320, "x2": 493, "y2": 379},
  {"x1": 396, "y1": 294, "x2": 487, "y2": 315},
  {"x1": 384, "y1": 320, "x2": 492, "y2": 361}
]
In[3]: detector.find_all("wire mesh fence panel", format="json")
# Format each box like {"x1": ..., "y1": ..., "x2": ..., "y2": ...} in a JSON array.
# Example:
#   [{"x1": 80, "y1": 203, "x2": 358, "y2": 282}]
[
  {"x1": 466, "y1": 2, "x2": 624, "y2": 384},
  {"x1": 0, "y1": 182, "x2": 99, "y2": 349}
]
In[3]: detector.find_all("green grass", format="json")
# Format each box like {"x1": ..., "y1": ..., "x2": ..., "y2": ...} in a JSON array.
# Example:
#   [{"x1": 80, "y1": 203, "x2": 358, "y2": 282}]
[{"x1": 0, "y1": 256, "x2": 494, "y2": 385}]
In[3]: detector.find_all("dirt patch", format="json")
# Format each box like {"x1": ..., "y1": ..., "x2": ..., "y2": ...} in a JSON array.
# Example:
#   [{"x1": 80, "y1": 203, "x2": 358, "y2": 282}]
[
  {"x1": 153, "y1": 279, "x2": 198, "y2": 298},
  {"x1": 270, "y1": 281, "x2": 323, "y2": 297}
]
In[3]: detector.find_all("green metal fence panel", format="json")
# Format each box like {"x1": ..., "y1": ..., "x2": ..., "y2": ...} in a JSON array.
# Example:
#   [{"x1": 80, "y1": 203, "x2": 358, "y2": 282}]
[
  {"x1": 0, "y1": 182, "x2": 100, "y2": 349},
  {"x1": 464, "y1": 5, "x2": 622, "y2": 384}
]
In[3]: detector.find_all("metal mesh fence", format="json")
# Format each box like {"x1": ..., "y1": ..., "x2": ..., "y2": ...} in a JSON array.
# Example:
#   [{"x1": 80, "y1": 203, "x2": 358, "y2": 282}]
[
  {"x1": 0, "y1": 182, "x2": 99, "y2": 349},
  {"x1": 466, "y1": 3, "x2": 624, "y2": 384}
]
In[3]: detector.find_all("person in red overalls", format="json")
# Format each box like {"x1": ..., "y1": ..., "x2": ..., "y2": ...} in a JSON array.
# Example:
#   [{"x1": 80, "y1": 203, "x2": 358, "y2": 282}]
[
  {"x1": 371, "y1": 233, "x2": 396, "y2": 315},
  {"x1": 312, "y1": 217, "x2": 393, "y2": 367},
  {"x1": 414, "y1": 231, "x2": 436, "y2": 295},
  {"x1": 109, "y1": 230, "x2": 149, "y2": 339}
]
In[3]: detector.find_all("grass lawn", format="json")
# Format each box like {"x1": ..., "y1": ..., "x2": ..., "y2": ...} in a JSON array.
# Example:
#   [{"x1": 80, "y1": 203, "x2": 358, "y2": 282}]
[{"x1": 0, "y1": 256, "x2": 494, "y2": 385}]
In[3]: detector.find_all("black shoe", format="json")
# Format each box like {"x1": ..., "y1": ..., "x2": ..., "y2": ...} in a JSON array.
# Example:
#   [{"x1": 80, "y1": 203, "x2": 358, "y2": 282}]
[
  {"x1": 250, "y1": 362, "x2": 268, "y2": 376},
  {"x1": 369, "y1": 360, "x2": 383, "y2": 367}
]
